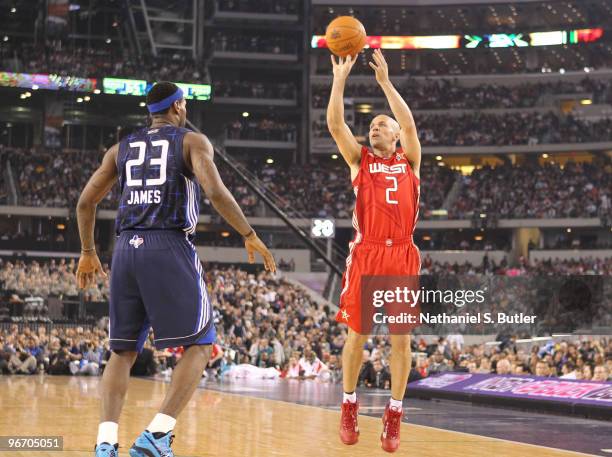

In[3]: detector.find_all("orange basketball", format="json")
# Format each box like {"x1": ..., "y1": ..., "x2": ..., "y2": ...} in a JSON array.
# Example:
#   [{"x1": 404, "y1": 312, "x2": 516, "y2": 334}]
[{"x1": 325, "y1": 16, "x2": 367, "y2": 58}]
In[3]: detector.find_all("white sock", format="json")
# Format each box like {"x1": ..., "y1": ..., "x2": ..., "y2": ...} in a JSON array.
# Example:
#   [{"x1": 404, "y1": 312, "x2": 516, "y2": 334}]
[
  {"x1": 389, "y1": 397, "x2": 403, "y2": 411},
  {"x1": 97, "y1": 422, "x2": 118, "y2": 446},
  {"x1": 343, "y1": 392, "x2": 357, "y2": 403},
  {"x1": 147, "y1": 413, "x2": 177, "y2": 435}
]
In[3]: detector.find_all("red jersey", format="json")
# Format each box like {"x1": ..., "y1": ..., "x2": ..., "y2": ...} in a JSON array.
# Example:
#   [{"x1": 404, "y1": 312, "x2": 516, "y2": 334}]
[
  {"x1": 337, "y1": 146, "x2": 421, "y2": 334},
  {"x1": 352, "y1": 146, "x2": 420, "y2": 241}
]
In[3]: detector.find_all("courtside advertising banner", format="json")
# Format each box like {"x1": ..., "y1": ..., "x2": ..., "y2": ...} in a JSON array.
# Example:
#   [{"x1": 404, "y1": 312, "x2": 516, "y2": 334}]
[{"x1": 408, "y1": 373, "x2": 612, "y2": 409}]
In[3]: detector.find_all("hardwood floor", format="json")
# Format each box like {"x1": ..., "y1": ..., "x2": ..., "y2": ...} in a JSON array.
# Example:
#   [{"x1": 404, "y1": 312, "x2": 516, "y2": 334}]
[{"x1": 0, "y1": 376, "x2": 595, "y2": 457}]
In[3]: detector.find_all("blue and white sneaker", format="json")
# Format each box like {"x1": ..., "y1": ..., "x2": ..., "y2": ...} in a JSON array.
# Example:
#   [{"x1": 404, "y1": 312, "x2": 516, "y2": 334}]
[
  {"x1": 95, "y1": 442, "x2": 118, "y2": 457},
  {"x1": 129, "y1": 430, "x2": 174, "y2": 457}
]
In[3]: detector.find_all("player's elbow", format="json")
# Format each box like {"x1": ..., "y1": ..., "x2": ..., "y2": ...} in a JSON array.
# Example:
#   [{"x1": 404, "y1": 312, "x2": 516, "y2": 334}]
[
  {"x1": 326, "y1": 110, "x2": 342, "y2": 127},
  {"x1": 76, "y1": 195, "x2": 96, "y2": 213},
  {"x1": 204, "y1": 185, "x2": 224, "y2": 205},
  {"x1": 327, "y1": 119, "x2": 343, "y2": 135}
]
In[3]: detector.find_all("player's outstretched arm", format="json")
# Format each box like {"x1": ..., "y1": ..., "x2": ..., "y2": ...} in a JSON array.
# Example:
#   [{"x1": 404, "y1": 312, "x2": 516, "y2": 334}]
[
  {"x1": 370, "y1": 49, "x2": 421, "y2": 177},
  {"x1": 184, "y1": 132, "x2": 276, "y2": 272},
  {"x1": 327, "y1": 55, "x2": 362, "y2": 170},
  {"x1": 76, "y1": 144, "x2": 118, "y2": 288}
]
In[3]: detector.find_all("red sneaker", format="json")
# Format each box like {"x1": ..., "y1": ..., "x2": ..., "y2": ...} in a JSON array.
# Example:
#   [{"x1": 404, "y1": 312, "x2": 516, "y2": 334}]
[
  {"x1": 339, "y1": 401, "x2": 360, "y2": 445},
  {"x1": 381, "y1": 404, "x2": 403, "y2": 452}
]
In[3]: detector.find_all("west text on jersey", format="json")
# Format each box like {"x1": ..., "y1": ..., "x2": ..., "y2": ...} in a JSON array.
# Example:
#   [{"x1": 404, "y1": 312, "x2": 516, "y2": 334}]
[{"x1": 368, "y1": 163, "x2": 407, "y2": 174}]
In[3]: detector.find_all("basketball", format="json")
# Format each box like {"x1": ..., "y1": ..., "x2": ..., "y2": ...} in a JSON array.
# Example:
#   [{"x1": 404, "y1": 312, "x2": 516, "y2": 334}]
[{"x1": 325, "y1": 16, "x2": 367, "y2": 58}]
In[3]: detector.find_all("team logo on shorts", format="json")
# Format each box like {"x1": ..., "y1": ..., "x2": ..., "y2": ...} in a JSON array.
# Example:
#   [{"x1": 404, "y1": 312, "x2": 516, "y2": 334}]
[{"x1": 129, "y1": 235, "x2": 144, "y2": 249}]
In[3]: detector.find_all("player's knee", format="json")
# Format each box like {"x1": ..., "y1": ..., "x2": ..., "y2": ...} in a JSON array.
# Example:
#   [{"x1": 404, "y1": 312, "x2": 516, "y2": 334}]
[
  {"x1": 344, "y1": 337, "x2": 364, "y2": 353},
  {"x1": 112, "y1": 349, "x2": 138, "y2": 363},
  {"x1": 391, "y1": 336, "x2": 412, "y2": 355},
  {"x1": 347, "y1": 330, "x2": 368, "y2": 347},
  {"x1": 186, "y1": 343, "x2": 212, "y2": 359}
]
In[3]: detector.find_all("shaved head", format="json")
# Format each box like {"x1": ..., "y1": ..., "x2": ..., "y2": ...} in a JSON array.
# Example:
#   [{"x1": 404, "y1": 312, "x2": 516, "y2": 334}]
[
  {"x1": 369, "y1": 114, "x2": 400, "y2": 155},
  {"x1": 370, "y1": 115, "x2": 400, "y2": 134}
]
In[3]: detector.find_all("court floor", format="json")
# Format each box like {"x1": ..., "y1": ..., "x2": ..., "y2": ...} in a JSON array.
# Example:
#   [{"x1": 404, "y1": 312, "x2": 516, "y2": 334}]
[{"x1": 0, "y1": 375, "x2": 607, "y2": 457}]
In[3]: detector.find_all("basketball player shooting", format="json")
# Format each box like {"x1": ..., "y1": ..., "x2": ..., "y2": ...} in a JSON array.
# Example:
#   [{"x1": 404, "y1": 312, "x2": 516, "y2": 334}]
[
  {"x1": 75, "y1": 82, "x2": 276, "y2": 457},
  {"x1": 327, "y1": 49, "x2": 421, "y2": 453}
]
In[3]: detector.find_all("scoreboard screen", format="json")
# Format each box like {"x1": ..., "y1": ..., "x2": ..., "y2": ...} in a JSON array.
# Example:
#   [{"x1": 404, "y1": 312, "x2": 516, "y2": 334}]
[
  {"x1": 312, "y1": 27, "x2": 603, "y2": 50},
  {"x1": 173, "y1": 82, "x2": 212, "y2": 101},
  {"x1": 102, "y1": 78, "x2": 148, "y2": 96}
]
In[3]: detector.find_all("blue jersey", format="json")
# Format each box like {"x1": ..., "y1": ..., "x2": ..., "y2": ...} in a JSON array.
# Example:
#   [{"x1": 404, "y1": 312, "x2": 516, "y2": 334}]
[{"x1": 115, "y1": 125, "x2": 200, "y2": 237}]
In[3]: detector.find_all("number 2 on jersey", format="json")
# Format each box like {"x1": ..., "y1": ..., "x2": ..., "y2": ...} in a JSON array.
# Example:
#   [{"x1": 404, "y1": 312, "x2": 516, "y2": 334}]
[
  {"x1": 126, "y1": 140, "x2": 168, "y2": 186},
  {"x1": 385, "y1": 176, "x2": 398, "y2": 204}
]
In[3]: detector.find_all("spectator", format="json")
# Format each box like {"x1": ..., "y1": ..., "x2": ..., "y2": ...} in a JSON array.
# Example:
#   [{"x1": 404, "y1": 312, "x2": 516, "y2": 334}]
[
  {"x1": 130, "y1": 341, "x2": 158, "y2": 377},
  {"x1": 360, "y1": 358, "x2": 391, "y2": 389},
  {"x1": 592, "y1": 365, "x2": 609, "y2": 382},
  {"x1": 299, "y1": 347, "x2": 328, "y2": 379},
  {"x1": 495, "y1": 358, "x2": 512, "y2": 375},
  {"x1": 8, "y1": 345, "x2": 37, "y2": 374},
  {"x1": 429, "y1": 351, "x2": 452, "y2": 374}
]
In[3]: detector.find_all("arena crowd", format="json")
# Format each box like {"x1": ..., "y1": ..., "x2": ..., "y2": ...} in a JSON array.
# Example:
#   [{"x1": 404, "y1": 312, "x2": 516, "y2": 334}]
[
  {"x1": 3, "y1": 145, "x2": 609, "y2": 222},
  {"x1": 311, "y1": 78, "x2": 612, "y2": 110},
  {"x1": 310, "y1": 112, "x2": 612, "y2": 146},
  {"x1": 1, "y1": 259, "x2": 610, "y2": 387}
]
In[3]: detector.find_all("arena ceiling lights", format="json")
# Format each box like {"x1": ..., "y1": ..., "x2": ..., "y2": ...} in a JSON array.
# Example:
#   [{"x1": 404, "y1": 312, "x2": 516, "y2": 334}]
[{"x1": 311, "y1": 27, "x2": 604, "y2": 50}]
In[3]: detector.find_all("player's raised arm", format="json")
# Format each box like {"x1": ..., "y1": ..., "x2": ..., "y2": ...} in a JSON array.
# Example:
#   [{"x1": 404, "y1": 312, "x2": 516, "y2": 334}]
[
  {"x1": 327, "y1": 55, "x2": 362, "y2": 170},
  {"x1": 370, "y1": 49, "x2": 421, "y2": 177},
  {"x1": 76, "y1": 144, "x2": 118, "y2": 288},
  {"x1": 184, "y1": 131, "x2": 276, "y2": 272}
]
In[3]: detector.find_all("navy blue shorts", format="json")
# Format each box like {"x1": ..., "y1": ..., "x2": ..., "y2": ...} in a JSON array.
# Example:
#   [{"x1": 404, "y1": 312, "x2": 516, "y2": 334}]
[{"x1": 109, "y1": 230, "x2": 216, "y2": 351}]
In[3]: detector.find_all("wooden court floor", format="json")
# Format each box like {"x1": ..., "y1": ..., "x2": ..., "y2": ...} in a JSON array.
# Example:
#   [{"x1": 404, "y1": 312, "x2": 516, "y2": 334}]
[{"x1": 0, "y1": 376, "x2": 596, "y2": 457}]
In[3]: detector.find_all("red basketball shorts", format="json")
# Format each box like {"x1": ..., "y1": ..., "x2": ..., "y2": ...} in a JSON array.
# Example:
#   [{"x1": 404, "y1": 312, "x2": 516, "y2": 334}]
[{"x1": 336, "y1": 236, "x2": 421, "y2": 334}]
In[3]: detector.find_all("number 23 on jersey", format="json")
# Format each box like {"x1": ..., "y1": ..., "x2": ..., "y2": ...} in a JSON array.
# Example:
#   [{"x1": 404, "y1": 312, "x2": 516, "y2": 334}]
[{"x1": 125, "y1": 140, "x2": 169, "y2": 205}]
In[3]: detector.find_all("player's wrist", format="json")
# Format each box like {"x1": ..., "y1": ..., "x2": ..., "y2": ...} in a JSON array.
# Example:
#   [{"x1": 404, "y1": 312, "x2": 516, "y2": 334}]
[
  {"x1": 81, "y1": 247, "x2": 96, "y2": 256},
  {"x1": 242, "y1": 229, "x2": 256, "y2": 241}
]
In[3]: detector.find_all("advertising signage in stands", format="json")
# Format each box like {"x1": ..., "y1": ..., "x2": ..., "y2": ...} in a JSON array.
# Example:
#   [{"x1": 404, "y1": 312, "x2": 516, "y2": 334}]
[
  {"x1": 466, "y1": 28, "x2": 604, "y2": 48},
  {"x1": 102, "y1": 77, "x2": 148, "y2": 96},
  {"x1": 172, "y1": 82, "x2": 212, "y2": 101},
  {"x1": 102, "y1": 78, "x2": 212, "y2": 101},
  {"x1": 0, "y1": 71, "x2": 97, "y2": 91},
  {"x1": 311, "y1": 28, "x2": 604, "y2": 50},
  {"x1": 312, "y1": 34, "x2": 461, "y2": 50},
  {"x1": 0, "y1": 73, "x2": 211, "y2": 101},
  {"x1": 408, "y1": 373, "x2": 612, "y2": 409}
]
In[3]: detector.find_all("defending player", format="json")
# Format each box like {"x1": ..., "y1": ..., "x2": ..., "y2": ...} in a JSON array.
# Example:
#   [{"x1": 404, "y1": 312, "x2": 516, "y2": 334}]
[
  {"x1": 76, "y1": 82, "x2": 276, "y2": 457},
  {"x1": 327, "y1": 50, "x2": 421, "y2": 453}
]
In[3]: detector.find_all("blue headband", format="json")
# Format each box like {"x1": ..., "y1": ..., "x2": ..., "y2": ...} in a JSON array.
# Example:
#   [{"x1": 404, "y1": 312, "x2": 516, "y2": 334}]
[{"x1": 147, "y1": 87, "x2": 184, "y2": 113}]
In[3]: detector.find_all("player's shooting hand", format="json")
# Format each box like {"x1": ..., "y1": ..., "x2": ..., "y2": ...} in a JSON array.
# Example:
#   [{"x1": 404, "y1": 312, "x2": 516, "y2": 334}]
[
  {"x1": 76, "y1": 251, "x2": 107, "y2": 289},
  {"x1": 331, "y1": 54, "x2": 357, "y2": 81},
  {"x1": 369, "y1": 49, "x2": 390, "y2": 85},
  {"x1": 244, "y1": 232, "x2": 277, "y2": 273}
]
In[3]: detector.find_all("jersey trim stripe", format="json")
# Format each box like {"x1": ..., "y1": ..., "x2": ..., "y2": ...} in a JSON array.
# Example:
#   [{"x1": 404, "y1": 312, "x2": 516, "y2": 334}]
[
  {"x1": 194, "y1": 251, "x2": 209, "y2": 332},
  {"x1": 183, "y1": 176, "x2": 197, "y2": 234},
  {"x1": 191, "y1": 243, "x2": 207, "y2": 333},
  {"x1": 189, "y1": 180, "x2": 197, "y2": 233},
  {"x1": 412, "y1": 180, "x2": 421, "y2": 236},
  {"x1": 154, "y1": 240, "x2": 209, "y2": 342},
  {"x1": 183, "y1": 175, "x2": 191, "y2": 233},
  {"x1": 188, "y1": 237, "x2": 209, "y2": 333}
]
